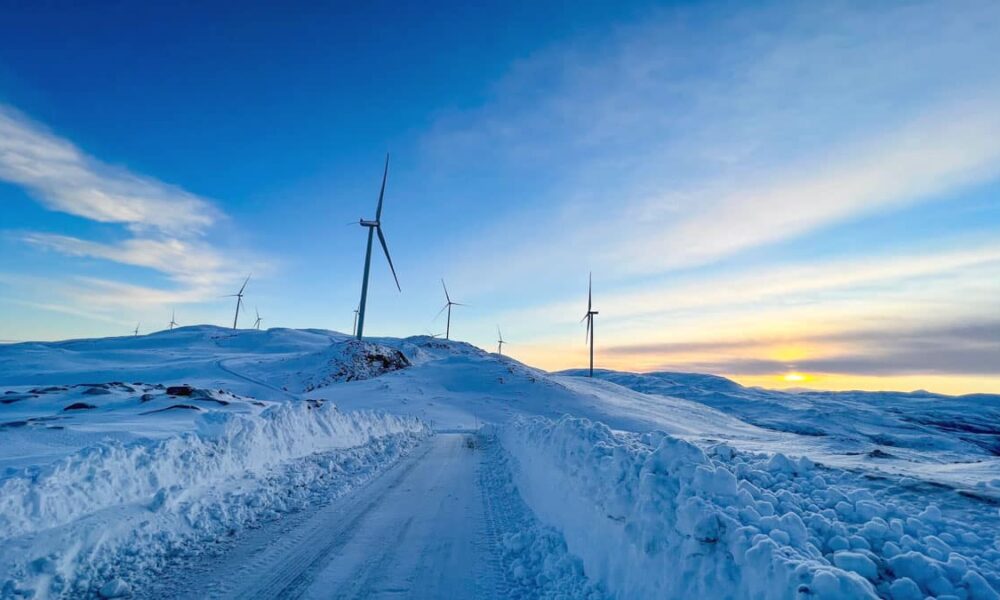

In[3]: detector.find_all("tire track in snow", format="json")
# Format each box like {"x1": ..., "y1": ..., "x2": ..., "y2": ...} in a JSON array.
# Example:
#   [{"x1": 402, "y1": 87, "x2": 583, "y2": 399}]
[{"x1": 164, "y1": 434, "x2": 504, "y2": 599}]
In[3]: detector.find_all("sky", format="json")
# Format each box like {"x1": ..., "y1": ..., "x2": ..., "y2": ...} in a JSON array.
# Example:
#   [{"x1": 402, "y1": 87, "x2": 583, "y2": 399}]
[{"x1": 1, "y1": 0, "x2": 999, "y2": 395}]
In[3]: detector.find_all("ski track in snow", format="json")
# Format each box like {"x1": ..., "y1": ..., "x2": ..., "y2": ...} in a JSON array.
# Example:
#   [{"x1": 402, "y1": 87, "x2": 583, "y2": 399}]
[{"x1": 214, "y1": 357, "x2": 300, "y2": 401}]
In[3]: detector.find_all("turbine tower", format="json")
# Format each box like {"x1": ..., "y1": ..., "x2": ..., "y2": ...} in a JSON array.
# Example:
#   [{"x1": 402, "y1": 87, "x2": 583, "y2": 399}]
[
  {"x1": 352, "y1": 307, "x2": 359, "y2": 337},
  {"x1": 253, "y1": 307, "x2": 262, "y2": 330},
  {"x1": 168, "y1": 310, "x2": 178, "y2": 330},
  {"x1": 497, "y1": 325, "x2": 505, "y2": 355},
  {"x1": 436, "y1": 279, "x2": 465, "y2": 340},
  {"x1": 355, "y1": 154, "x2": 401, "y2": 340},
  {"x1": 133, "y1": 322, "x2": 140, "y2": 337},
  {"x1": 225, "y1": 274, "x2": 251, "y2": 330},
  {"x1": 581, "y1": 273, "x2": 598, "y2": 377}
]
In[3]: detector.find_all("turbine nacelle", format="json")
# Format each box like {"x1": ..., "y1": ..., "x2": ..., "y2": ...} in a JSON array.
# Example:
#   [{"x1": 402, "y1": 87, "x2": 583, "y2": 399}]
[{"x1": 359, "y1": 219, "x2": 379, "y2": 227}]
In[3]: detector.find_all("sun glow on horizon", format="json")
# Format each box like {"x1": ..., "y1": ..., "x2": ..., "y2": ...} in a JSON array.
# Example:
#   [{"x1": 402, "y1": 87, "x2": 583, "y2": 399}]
[{"x1": 783, "y1": 372, "x2": 808, "y2": 383}]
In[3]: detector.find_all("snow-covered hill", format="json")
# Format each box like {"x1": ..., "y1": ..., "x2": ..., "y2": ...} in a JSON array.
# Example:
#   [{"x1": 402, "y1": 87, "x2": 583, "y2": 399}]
[{"x1": 0, "y1": 327, "x2": 997, "y2": 599}]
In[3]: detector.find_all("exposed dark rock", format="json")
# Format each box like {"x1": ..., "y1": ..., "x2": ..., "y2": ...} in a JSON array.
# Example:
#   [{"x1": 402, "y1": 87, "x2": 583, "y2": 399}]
[
  {"x1": 141, "y1": 404, "x2": 202, "y2": 415},
  {"x1": 868, "y1": 448, "x2": 895, "y2": 459},
  {"x1": 82, "y1": 387, "x2": 112, "y2": 396},
  {"x1": 0, "y1": 420, "x2": 28, "y2": 429},
  {"x1": 140, "y1": 393, "x2": 156, "y2": 403},
  {"x1": 28, "y1": 386, "x2": 67, "y2": 394},
  {"x1": 64, "y1": 402, "x2": 97, "y2": 411},
  {"x1": 166, "y1": 385, "x2": 194, "y2": 396},
  {"x1": 1, "y1": 393, "x2": 35, "y2": 405},
  {"x1": 301, "y1": 341, "x2": 411, "y2": 391}
]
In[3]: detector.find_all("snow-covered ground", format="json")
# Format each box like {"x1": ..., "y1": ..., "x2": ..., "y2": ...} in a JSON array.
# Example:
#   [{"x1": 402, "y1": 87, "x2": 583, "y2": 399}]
[{"x1": 1, "y1": 326, "x2": 997, "y2": 599}]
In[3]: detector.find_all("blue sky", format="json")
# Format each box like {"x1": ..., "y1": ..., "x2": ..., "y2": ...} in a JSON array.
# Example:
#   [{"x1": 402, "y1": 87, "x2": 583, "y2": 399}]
[{"x1": 2, "y1": 0, "x2": 999, "y2": 393}]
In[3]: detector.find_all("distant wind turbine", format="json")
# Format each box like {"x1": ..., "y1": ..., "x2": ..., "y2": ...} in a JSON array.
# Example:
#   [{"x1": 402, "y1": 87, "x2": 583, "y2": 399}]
[
  {"x1": 253, "y1": 307, "x2": 262, "y2": 330},
  {"x1": 225, "y1": 274, "x2": 251, "y2": 330},
  {"x1": 435, "y1": 279, "x2": 465, "y2": 340},
  {"x1": 352, "y1": 307, "x2": 359, "y2": 337},
  {"x1": 497, "y1": 325, "x2": 505, "y2": 355},
  {"x1": 133, "y1": 322, "x2": 140, "y2": 337},
  {"x1": 355, "y1": 154, "x2": 401, "y2": 340},
  {"x1": 168, "y1": 310, "x2": 178, "y2": 330},
  {"x1": 581, "y1": 273, "x2": 598, "y2": 377}
]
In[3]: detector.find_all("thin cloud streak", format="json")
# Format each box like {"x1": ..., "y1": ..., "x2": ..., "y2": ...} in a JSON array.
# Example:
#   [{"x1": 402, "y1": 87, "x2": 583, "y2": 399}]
[
  {"x1": 22, "y1": 233, "x2": 244, "y2": 289},
  {"x1": 505, "y1": 243, "x2": 1000, "y2": 328}
]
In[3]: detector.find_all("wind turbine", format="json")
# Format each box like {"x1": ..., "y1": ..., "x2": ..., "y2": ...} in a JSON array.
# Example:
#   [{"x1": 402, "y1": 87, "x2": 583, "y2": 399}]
[
  {"x1": 497, "y1": 325, "x2": 505, "y2": 355},
  {"x1": 253, "y1": 307, "x2": 262, "y2": 330},
  {"x1": 225, "y1": 274, "x2": 251, "y2": 330},
  {"x1": 133, "y1": 322, "x2": 140, "y2": 337},
  {"x1": 352, "y1": 307, "x2": 359, "y2": 337},
  {"x1": 435, "y1": 279, "x2": 465, "y2": 340},
  {"x1": 355, "y1": 154, "x2": 401, "y2": 340},
  {"x1": 582, "y1": 273, "x2": 598, "y2": 377},
  {"x1": 168, "y1": 310, "x2": 178, "y2": 330}
]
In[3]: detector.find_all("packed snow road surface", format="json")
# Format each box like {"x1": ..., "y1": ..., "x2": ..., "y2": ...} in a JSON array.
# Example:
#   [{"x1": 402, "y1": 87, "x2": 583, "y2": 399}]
[{"x1": 155, "y1": 434, "x2": 500, "y2": 600}]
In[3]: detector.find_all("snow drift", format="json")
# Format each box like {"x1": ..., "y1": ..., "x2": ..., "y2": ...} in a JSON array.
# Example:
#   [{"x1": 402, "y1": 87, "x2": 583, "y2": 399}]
[{"x1": 499, "y1": 415, "x2": 1000, "y2": 600}]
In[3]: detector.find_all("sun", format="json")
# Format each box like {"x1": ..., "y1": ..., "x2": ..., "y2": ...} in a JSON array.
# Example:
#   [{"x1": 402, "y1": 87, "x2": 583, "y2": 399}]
[{"x1": 783, "y1": 372, "x2": 807, "y2": 383}]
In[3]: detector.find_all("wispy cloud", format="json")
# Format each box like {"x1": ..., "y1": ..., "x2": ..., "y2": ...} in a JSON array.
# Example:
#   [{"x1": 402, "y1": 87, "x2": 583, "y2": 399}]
[
  {"x1": 616, "y1": 100, "x2": 1000, "y2": 270},
  {"x1": 0, "y1": 106, "x2": 218, "y2": 235},
  {"x1": 1, "y1": 105, "x2": 261, "y2": 321},
  {"x1": 428, "y1": 0, "x2": 1000, "y2": 285}
]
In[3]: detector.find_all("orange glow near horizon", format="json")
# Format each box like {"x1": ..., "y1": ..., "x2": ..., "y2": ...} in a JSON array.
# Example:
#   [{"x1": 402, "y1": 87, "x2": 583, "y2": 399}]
[{"x1": 505, "y1": 343, "x2": 1000, "y2": 397}]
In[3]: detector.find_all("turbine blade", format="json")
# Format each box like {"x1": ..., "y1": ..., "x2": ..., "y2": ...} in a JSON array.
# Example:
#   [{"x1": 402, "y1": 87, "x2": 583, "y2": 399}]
[
  {"x1": 587, "y1": 272, "x2": 592, "y2": 313},
  {"x1": 376, "y1": 227, "x2": 401, "y2": 291},
  {"x1": 433, "y1": 303, "x2": 448, "y2": 321},
  {"x1": 375, "y1": 153, "x2": 389, "y2": 221},
  {"x1": 239, "y1": 274, "x2": 251, "y2": 295},
  {"x1": 585, "y1": 315, "x2": 591, "y2": 344},
  {"x1": 441, "y1": 279, "x2": 450, "y2": 303}
]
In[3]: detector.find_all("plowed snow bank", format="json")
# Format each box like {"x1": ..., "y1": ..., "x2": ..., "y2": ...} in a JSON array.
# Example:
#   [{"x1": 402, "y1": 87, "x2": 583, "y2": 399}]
[
  {"x1": 0, "y1": 404, "x2": 429, "y2": 598},
  {"x1": 499, "y1": 416, "x2": 1000, "y2": 600}
]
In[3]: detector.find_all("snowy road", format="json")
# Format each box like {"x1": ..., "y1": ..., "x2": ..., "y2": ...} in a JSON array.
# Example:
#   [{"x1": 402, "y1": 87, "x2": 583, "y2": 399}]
[{"x1": 157, "y1": 434, "x2": 501, "y2": 599}]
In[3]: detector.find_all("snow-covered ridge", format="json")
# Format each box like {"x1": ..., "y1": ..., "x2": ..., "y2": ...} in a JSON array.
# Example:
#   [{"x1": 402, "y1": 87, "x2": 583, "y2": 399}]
[
  {"x1": 499, "y1": 415, "x2": 1000, "y2": 600},
  {"x1": 0, "y1": 325, "x2": 410, "y2": 397},
  {"x1": 0, "y1": 402, "x2": 428, "y2": 538}
]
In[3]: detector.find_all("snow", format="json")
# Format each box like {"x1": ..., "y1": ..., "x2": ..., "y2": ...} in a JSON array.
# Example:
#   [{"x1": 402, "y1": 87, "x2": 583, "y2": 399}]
[
  {"x1": 496, "y1": 414, "x2": 1000, "y2": 599},
  {"x1": 1, "y1": 326, "x2": 998, "y2": 599},
  {"x1": 567, "y1": 369, "x2": 1000, "y2": 489},
  {"x1": 0, "y1": 398, "x2": 428, "y2": 597}
]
